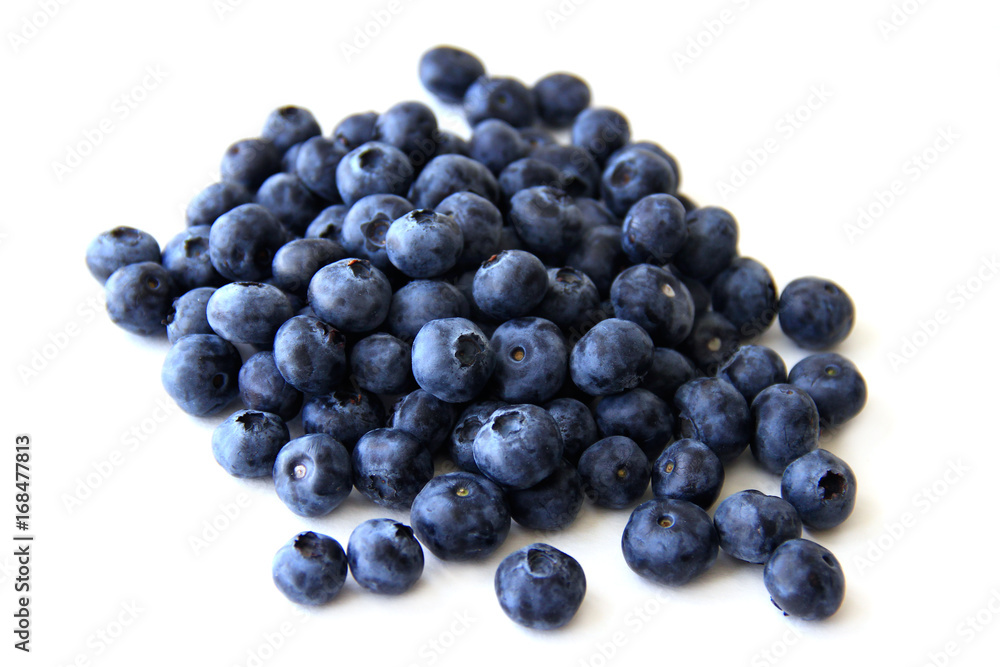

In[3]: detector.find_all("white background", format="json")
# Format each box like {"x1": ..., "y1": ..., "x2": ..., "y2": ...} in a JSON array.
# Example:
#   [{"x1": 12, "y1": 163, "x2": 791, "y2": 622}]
[{"x1": 3, "y1": 0, "x2": 1000, "y2": 665}]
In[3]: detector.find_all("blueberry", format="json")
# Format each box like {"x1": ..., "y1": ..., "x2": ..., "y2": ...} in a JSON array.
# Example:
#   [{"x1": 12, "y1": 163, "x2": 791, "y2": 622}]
[
  {"x1": 220, "y1": 138, "x2": 280, "y2": 191},
  {"x1": 408, "y1": 154, "x2": 499, "y2": 209},
  {"x1": 717, "y1": 344, "x2": 787, "y2": 404},
  {"x1": 348, "y1": 519, "x2": 424, "y2": 594},
  {"x1": 575, "y1": 197, "x2": 619, "y2": 229},
  {"x1": 712, "y1": 257, "x2": 778, "y2": 339},
  {"x1": 255, "y1": 172, "x2": 325, "y2": 235},
  {"x1": 787, "y1": 353, "x2": 867, "y2": 428},
  {"x1": 308, "y1": 258, "x2": 392, "y2": 333},
  {"x1": 86, "y1": 227, "x2": 161, "y2": 283},
  {"x1": 206, "y1": 281, "x2": 293, "y2": 346},
  {"x1": 472, "y1": 250, "x2": 549, "y2": 321},
  {"x1": 161, "y1": 333, "x2": 241, "y2": 416},
  {"x1": 534, "y1": 72, "x2": 591, "y2": 127},
  {"x1": 409, "y1": 472, "x2": 510, "y2": 561},
  {"x1": 212, "y1": 409, "x2": 289, "y2": 478},
  {"x1": 432, "y1": 130, "x2": 470, "y2": 157},
  {"x1": 238, "y1": 351, "x2": 303, "y2": 421},
  {"x1": 340, "y1": 194, "x2": 413, "y2": 272},
  {"x1": 273, "y1": 315, "x2": 347, "y2": 394},
  {"x1": 387, "y1": 389, "x2": 457, "y2": 454},
  {"x1": 332, "y1": 111, "x2": 378, "y2": 152},
  {"x1": 565, "y1": 225, "x2": 628, "y2": 295},
  {"x1": 651, "y1": 439, "x2": 724, "y2": 509},
  {"x1": 261, "y1": 105, "x2": 321, "y2": 154},
  {"x1": 281, "y1": 142, "x2": 303, "y2": 174},
  {"x1": 411, "y1": 317, "x2": 495, "y2": 403},
  {"x1": 543, "y1": 397, "x2": 598, "y2": 465},
  {"x1": 350, "y1": 333, "x2": 413, "y2": 395},
  {"x1": 498, "y1": 158, "x2": 563, "y2": 201},
  {"x1": 569, "y1": 318, "x2": 654, "y2": 396},
  {"x1": 385, "y1": 280, "x2": 469, "y2": 341},
  {"x1": 104, "y1": 262, "x2": 174, "y2": 335},
  {"x1": 270, "y1": 238, "x2": 346, "y2": 297},
  {"x1": 595, "y1": 388, "x2": 674, "y2": 461},
  {"x1": 435, "y1": 192, "x2": 503, "y2": 270},
  {"x1": 374, "y1": 101, "x2": 438, "y2": 166},
  {"x1": 508, "y1": 186, "x2": 583, "y2": 262},
  {"x1": 681, "y1": 311, "x2": 740, "y2": 374},
  {"x1": 272, "y1": 532, "x2": 348, "y2": 605},
  {"x1": 751, "y1": 384, "x2": 820, "y2": 473},
  {"x1": 532, "y1": 144, "x2": 601, "y2": 199},
  {"x1": 336, "y1": 141, "x2": 414, "y2": 207},
  {"x1": 419, "y1": 46, "x2": 486, "y2": 103},
  {"x1": 162, "y1": 225, "x2": 225, "y2": 292},
  {"x1": 273, "y1": 434, "x2": 352, "y2": 517},
  {"x1": 532, "y1": 268, "x2": 601, "y2": 333},
  {"x1": 294, "y1": 136, "x2": 346, "y2": 202},
  {"x1": 473, "y1": 404, "x2": 563, "y2": 489},
  {"x1": 519, "y1": 127, "x2": 558, "y2": 152},
  {"x1": 764, "y1": 539, "x2": 845, "y2": 620},
  {"x1": 601, "y1": 147, "x2": 677, "y2": 218},
  {"x1": 489, "y1": 317, "x2": 567, "y2": 404},
  {"x1": 352, "y1": 428, "x2": 433, "y2": 510},
  {"x1": 208, "y1": 204, "x2": 287, "y2": 282},
  {"x1": 674, "y1": 206, "x2": 739, "y2": 281},
  {"x1": 305, "y1": 204, "x2": 349, "y2": 242},
  {"x1": 572, "y1": 108, "x2": 630, "y2": 166},
  {"x1": 577, "y1": 436, "x2": 651, "y2": 509},
  {"x1": 448, "y1": 401, "x2": 504, "y2": 474},
  {"x1": 778, "y1": 277, "x2": 856, "y2": 350},
  {"x1": 495, "y1": 544, "x2": 586, "y2": 630},
  {"x1": 622, "y1": 499, "x2": 719, "y2": 585},
  {"x1": 621, "y1": 194, "x2": 688, "y2": 264},
  {"x1": 302, "y1": 388, "x2": 385, "y2": 449},
  {"x1": 674, "y1": 377, "x2": 750, "y2": 462},
  {"x1": 781, "y1": 449, "x2": 857, "y2": 530},
  {"x1": 671, "y1": 268, "x2": 711, "y2": 315},
  {"x1": 714, "y1": 490, "x2": 802, "y2": 563},
  {"x1": 165, "y1": 287, "x2": 216, "y2": 344},
  {"x1": 507, "y1": 462, "x2": 584, "y2": 531},
  {"x1": 469, "y1": 119, "x2": 527, "y2": 176},
  {"x1": 464, "y1": 76, "x2": 536, "y2": 128},
  {"x1": 385, "y1": 209, "x2": 463, "y2": 278},
  {"x1": 185, "y1": 181, "x2": 253, "y2": 228},
  {"x1": 640, "y1": 347, "x2": 700, "y2": 404},
  {"x1": 612, "y1": 141, "x2": 682, "y2": 187},
  {"x1": 611, "y1": 263, "x2": 695, "y2": 347}
]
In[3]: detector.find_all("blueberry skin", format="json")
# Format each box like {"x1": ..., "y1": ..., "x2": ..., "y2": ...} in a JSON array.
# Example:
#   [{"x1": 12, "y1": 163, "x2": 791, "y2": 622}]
[
  {"x1": 572, "y1": 107, "x2": 630, "y2": 166},
  {"x1": 473, "y1": 404, "x2": 564, "y2": 490},
  {"x1": 782, "y1": 449, "x2": 857, "y2": 530},
  {"x1": 490, "y1": 317, "x2": 567, "y2": 404},
  {"x1": 544, "y1": 398, "x2": 598, "y2": 465},
  {"x1": 261, "y1": 106, "x2": 321, "y2": 154},
  {"x1": 565, "y1": 225, "x2": 628, "y2": 295},
  {"x1": 209, "y1": 204, "x2": 287, "y2": 282},
  {"x1": 468, "y1": 119, "x2": 528, "y2": 176},
  {"x1": 778, "y1": 277, "x2": 856, "y2": 350},
  {"x1": 352, "y1": 429, "x2": 433, "y2": 510},
  {"x1": 294, "y1": 136, "x2": 347, "y2": 202},
  {"x1": 681, "y1": 311, "x2": 741, "y2": 374},
  {"x1": 270, "y1": 238, "x2": 346, "y2": 297},
  {"x1": 712, "y1": 257, "x2": 778, "y2": 339},
  {"x1": 651, "y1": 439, "x2": 724, "y2": 509},
  {"x1": 335, "y1": 141, "x2": 414, "y2": 207},
  {"x1": 348, "y1": 519, "x2": 425, "y2": 595},
  {"x1": 464, "y1": 76, "x2": 536, "y2": 128},
  {"x1": 385, "y1": 280, "x2": 469, "y2": 341},
  {"x1": 86, "y1": 227, "x2": 161, "y2": 283},
  {"x1": 332, "y1": 111, "x2": 378, "y2": 152},
  {"x1": 640, "y1": 347, "x2": 700, "y2": 404},
  {"x1": 433, "y1": 130, "x2": 470, "y2": 157},
  {"x1": 165, "y1": 287, "x2": 216, "y2": 344},
  {"x1": 385, "y1": 209, "x2": 463, "y2": 278},
  {"x1": 104, "y1": 262, "x2": 174, "y2": 335},
  {"x1": 534, "y1": 73, "x2": 591, "y2": 128},
  {"x1": 281, "y1": 142, "x2": 304, "y2": 174},
  {"x1": 161, "y1": 334, "x2": 241, "y2": 416},
  {"x1": 673, "y1": 269, "x2": 711, "y2": 315},
  {"x1": 449, "y1": 401, "x2": 504, "y2": 474},
  {"x1": 350, "y1": 333, "x2": 413, "y2": 395},
  {"x1": 305, "y1": 204, "x2": 349, "y2": 242},
  {"x1": 374, "y1": 101, "x2": 438, "y2": 165},
  {"x1": 255, "y1": 172, "x2": 325, "y2": 235},
  {"x1": 507, "y1": 462, "x2": 584, "y2": 531},
  {"x1": 409, "y1": 472, "x2": 511, "y2": 561},
  {"x1": 509, "y1": 186, "x2": 584, "y2": 262},
  {"x1": 408, "y1": 154, "x2": 499, "y2": 210},
  {"x1": 764, "y1": 539, "x2": 845, "y2": 620},
  {"x1": 569, "y1": 318, "x2": 654, "y2": 396},
  {"x1": 612, "y1": 141, "x2": 682, "y2": 187},
  {"x1": 162, "y1": 225, "x2": 225, "y2": 292},
  {"x1": 185, "y1": 181, "x2": 253, "y2": 228},
  {"x1": 308, "y1": 258, "x2": 392, "y2": 333},
  {"x1": 717, "y1": 344, "x2": 787, "y2": 405},
  {"x1": 533, "y1": 267, "x2": 601, "y2": 333},
  {"x1": 273, "y1": 315, "x2": 347, "y2": 395},
  {"x1": 674, "y1": 207, "x2": 739, "y2": 281},
  {"x1": 212, "y1": 409, "x2": 289, "y2": 478},
  {"x1": 340, "y1": 194, "x2": 413, "y2": 272},
  {"x1": 595, "y1": 388, "x2": 674, "y2": 461},
  {"x1": 206, "y1": 282, "x2": 293, "y2": 347},
  {"x1": 787, "y1": 353, "x2": 867, "y2": 427},
  {"x1": 302, "y1": 388, "x2": 385, "y2": 449},
  {"x1": 387, "y1": 389, "x2": 457, "y2": 454},
  {"x1": 575, "y1": 197, "x2": 619, "y2": 229},
  {"x1": 577, "y1": 436, "x2": 651, "y2": 509},
  {"x1": 611, "y1": 263, "x2": 695, "y2": 347},
  {"x1": 436, "y1": 192, "x2": 503, "y2": 270},
  {"x1": 674, "y1": 377, "x2": 751, "y2": 462},
  {"x1": 622, "y1": 499, "x2": 719, "y2": 586},
  {"x1": 519, "y1": 127, "x2": 558, "y2": 153},
  {"x1": 411, "y1": 318, "x2": 495, "y2": 403},
  {"x1": 495, "y1": 544, "x2": 586, "y2": 630},
  {"x1": 499, "y1": 158, "x2": 563, "y2": 201},
  {"x1": 238, "y1": 351, "x2": 303, "y2": 421},
  {"x1": 272, "y1": 532, "x2": 348, "y2": 605},
  {"x1": 532, "y1": 144, "x2": 601, "y2": 199},
  {"x1": 601, "y1": 147, "x2": 677, "y2": 218},
  {"x1": 751, "y1": 384, "x2": 820, "y2": 473},
  {"x1": 714, "y1": 490, "x2": 802, "y2": 563},
  {"x1": 220, "y1": 138, "x2": 280, "y2": 191},
  {"x1": 273, "y1": 434, "x2": 352, "y2": 517},
  {"x1": 621, "y1": 194, "x2": 688, "y2": 264},
  {"x1": 419, "y1": 46, "x2": 486, "y2": 103},
  {"x1": 472, "y1": 250, "x2": 549, "y2": 322}
]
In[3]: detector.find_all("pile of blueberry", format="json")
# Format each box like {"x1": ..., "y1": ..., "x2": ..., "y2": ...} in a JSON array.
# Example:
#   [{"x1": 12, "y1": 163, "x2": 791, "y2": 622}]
[{"x1": 85, "y1": 46, "x2": 867, "y2": 629}]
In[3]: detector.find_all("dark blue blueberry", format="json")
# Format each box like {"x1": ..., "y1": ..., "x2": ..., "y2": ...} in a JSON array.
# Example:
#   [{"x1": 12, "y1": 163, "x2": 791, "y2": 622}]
[
  {"x1": 385, "y1": 209, "x2": 463, "y2": 278},
  {"x1": 281, "y1": 142, "x2": 303, "y2": 174},
  {"x1": 206, "y1": 281, "x2": 293, "y2": 346},
  {"x1": 681, "y1": 311, "x2": 741, "y2": 374},
  {"x1": 348, "y1": 519, "x2": 424, "y2": 595},
  {"x1": 506, "y1": 462, "x2": 584, "y2": 531},
  {"x1": 409, "y1": 472, "x2": 510, "y2": 561},
  {"x1": 508, "y1": 186, "x2": 583, "y2": 262},
  {"x1": 495, "y1": 544, "x2": 586, "y2": 630},
  {"x1": 498, "y1": 225, "x2": 525, "y2": 252},
  {"x1": 165, "y1": 287, "x2": 216, "y2": 344},
  {"x1": 472, "y1": 250, "x2": 549, "y2": 321},
  {"x1": 712, "y1": 257, "x2": 778, "y2": 339},
  {"x1": 340, "y1": 194, "x2": 413, "y2": 272},
  {"x1": 651, "y1": 439, "x2": 724, "y2": 509},
  {"x1": 161, "y1": 333, "x2": 241, "y2": 416},
  {"x1": 469, "y1": 119, "x2": 527, "y2": 176},
  {"x1": 532, "y1": 268, "x2": 601, "y2": 333},
  {"x1": 751, "y1": 384, "x2": 820, "y2": 473},
  {"x1": 612, "y1": 141, "x2": 682, "y2": 187},
  {"x1": 714, "y1": 490, "x2": 802, "y2": 563},
  {"x1": 595, "y1": 388, "x2": 674, "y2": 461},
  {"x1": 675, "y1": 192, "x2": 698, "y2": 213},
  {"x1": 432, "y1": 130, "x2": 470, "y2": 157},
  {"x1": 419, "y1": 46, "x2": 486, "y2": 103},
  {"x1": 104, "y1": 262, "x2": 174, "y2": 335},
  {"x1": 787, "y1": 353, "x2": 867, "y2": 428},
  {"x1": 543, "y1": 397, "x2": 598, "y2": 465},
  {"x1": 220, "y1": 138, "x2": 280, "y2": 191},
  {"x1": 621, "y1": 194, "x2": 688, "y2": 264},
  {"x1": 332, "y1": 111, "x2": 378, "y2": 152},
  {"x1": 294, "y1": 136, "x2": 346, "y2": 202},
  {"x1": 335, "y1": 141, "x2": 414, "y2": 207},
  {"x1": 185, "y1": 181, "x2": 253, "y2": 228},
  {"x1": 640, "y1": 347, "x2": 700, "y2": 404},
  {"x1": 273, "y1": 434, "x2": 351, "y2": 517},
  {"x1": 448, "y1": 401, "x2": 503, "y2": 474},
  {"x1": 212, "y1": 409, "x2": 289, "y2": 478},
  {"x1": 272, "y1": 532, "x2": 348, "y2": 605},
  {"x1": 302, "y1": 388, "x2": 384, "y2": 448},
  {"x1": 273, "y1": 315, "x2": 347, "y2": 394},
  {"x1": 622, "y1": 498, "x2": 719, "y2": 585},
  {"x1": 436, "y1": 192, "x2": 503, "y2": 270},
  {"x1": 674, "y1": 206, "x2": 739, "y2": 281},
  {"x1": 764, "y1": 539, "x2": 845, "y2": 620},
  {"x1": 533, "y1": 72, "x2": 590, "y2": 128},
  {"x1": 261, "y1": 105, "x2": 321, "y2": 154},
  {"x1": 577, "y1": 436, "x2": 650, "y2": 509},
  {"x1": 388, "y1": 389, "x2": 457, "y2": 454},
  {"x1": 519, "y1": 127, "x2": 558, "y2": 152},
  {"x1": 717, "y1": 344, "x2": 787, "y2": 405},
  {"x1": 411, "y1": 318, "x2": 495, "y2": 403},
  {"x1": 489, "y1": 317, "x2": 567, "y2": 404},
  {"x1": 572, "y1": 108, "x2": 630, "y2": 166},
  {"x1": 569, "y1": 318, "x2": 653, "y2": 396},
  {"x1": 600, "y1": 147, "x2": 677, "y2": 218},
  {"x1": 374, "y1": 101, "x2": 438, "y2": 167},
  {"x1": 473, "y1": 404, "x2": 563, "y2": 489},
  {"x1": 308, "y1": 258, "x2": 391, "y2": 333},
  {"x1": 350, "y1": 333, "x2": 413, "y2": 395},
  {"x1": 86, "y1": 227, "x2": 161, "y2": 283},
  {"x1": 565, "y1": 225, "x2": 628, "y2": 295},
  {"x1": 238, "y1": 351, "x2": 302, "y2": 421},
  {"x1": 408, "y1": 154, "x2": 499, "y2": 209},
  {"x1": 781, "y1": 449, "x2": 857, "y2": 530},
  {"x1": 271, "y1": 238, "x2": 346, "y2": 297},
  {"x1": 385, "y1": 280, "x2": 469, "y2": 341},
  {"x1": 305, "y1": 204, "x2": 349, "y2": 242},
  {"x1": 611, "y1": 264, "x2": 695, "y2": 347},
  {"x1": 162, "y1": 225, "x2": 225, "y2": 292},
  {"x1": 674, "y1": 377, "x2": 750, "y2": 462},
  {"x1": 255, "y1": 173, "x2": 325, "y2": 235},
  {"x1": 532, "y1": 144, "x2": 601, "y2": 199},
  {"x1": 575, "y1": 197, "x2": 618, "y2": 230},
  {"x1": 464, "y1": 76, "x2": 536, "y2": 128},
  {"x1": 670, "y1": 268, "x2": 711, "y2": 315},
  {"x1": 352, "y1": 428, "x2": 433, "y2": 510},
  {"x1": 208, "y1": 204, "x2": 287, "y2": 282},
  {"x1": 778, "y1": 277, "x2": 856, "y2": 350}
]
